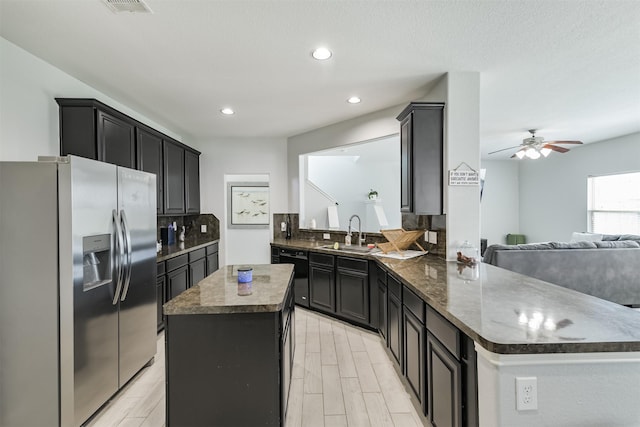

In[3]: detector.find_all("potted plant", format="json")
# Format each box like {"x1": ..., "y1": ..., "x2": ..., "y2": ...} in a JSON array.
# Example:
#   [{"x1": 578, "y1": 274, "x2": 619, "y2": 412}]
[{"x1": 368, "y1": 189, "x2": 378, "y2": 200}]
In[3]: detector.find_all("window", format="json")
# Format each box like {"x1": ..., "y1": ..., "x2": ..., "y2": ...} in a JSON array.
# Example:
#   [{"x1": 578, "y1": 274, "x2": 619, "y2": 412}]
[{"x1": 587, "y1": 172, "x2": 640, "y2": 234}]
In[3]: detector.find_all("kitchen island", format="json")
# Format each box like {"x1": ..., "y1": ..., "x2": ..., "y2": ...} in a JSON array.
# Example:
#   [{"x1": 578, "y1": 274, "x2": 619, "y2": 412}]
[
  {"x1": 271, "y1": 238, "x2": 640, "y2": 427},
  {"x1": 163, "y1": 264, "x2": 295, "y2": 427}
]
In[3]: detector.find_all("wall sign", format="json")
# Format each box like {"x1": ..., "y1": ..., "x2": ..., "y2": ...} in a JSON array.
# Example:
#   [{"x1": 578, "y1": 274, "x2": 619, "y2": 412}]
[{"x1": 448, "y1": 162, "x2": 479, "y2": 186}]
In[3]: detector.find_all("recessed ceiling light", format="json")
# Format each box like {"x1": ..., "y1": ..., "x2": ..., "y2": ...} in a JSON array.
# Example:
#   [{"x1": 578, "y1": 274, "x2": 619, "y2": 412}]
[
  {"x1": 312, "y1": 47, "x2": 332, "y2": 60},
  {"x1": 220, "y1": 108, "x2": 234, "y2": 115},
  {"x1": 347, "y1": 96, "x2": 361, "y2": 104}
]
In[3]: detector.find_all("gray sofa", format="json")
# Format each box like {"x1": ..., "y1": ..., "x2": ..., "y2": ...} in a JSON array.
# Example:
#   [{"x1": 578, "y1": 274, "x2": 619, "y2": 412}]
[{"x1": 483, "y1": 234, "x2": 640, "y2": 307}]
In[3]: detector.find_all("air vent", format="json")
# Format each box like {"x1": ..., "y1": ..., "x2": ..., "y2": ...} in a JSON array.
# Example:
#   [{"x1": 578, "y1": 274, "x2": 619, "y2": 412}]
[{"x1": 102, "y1": 0, "x2": 153, "y2": 13}]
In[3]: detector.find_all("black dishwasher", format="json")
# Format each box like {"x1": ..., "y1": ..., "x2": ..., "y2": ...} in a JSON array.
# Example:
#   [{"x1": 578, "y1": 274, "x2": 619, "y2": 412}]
[{"x1": 276, "y1": 248, "x2": 309, "y2": 307}]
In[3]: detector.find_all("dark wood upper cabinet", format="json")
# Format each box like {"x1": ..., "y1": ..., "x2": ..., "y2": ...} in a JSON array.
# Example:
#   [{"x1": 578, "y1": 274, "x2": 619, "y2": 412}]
[
  {"x1": 136, "y1": 128, "x2": 164, "y2": 214},
  {"x1": 163, "y1": 140, "x2": 185, "y2": 215},
  {"x1": 57, "y1": 98, "x2": 134, "y2": 168},
  {"x1": 185, "y1": 149, "x2": 200, "y2": 214},
  {"x1": 397, "y1": 102, "x2": 445, "y2": 215},
  {"x1": 56, "y1": 98, "x2": 201, "y2": 217}
]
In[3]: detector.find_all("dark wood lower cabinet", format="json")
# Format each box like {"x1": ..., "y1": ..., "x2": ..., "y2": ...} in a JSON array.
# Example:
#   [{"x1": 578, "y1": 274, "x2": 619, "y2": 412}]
[
  {"x1": 156, "y1": 275, "x2": 166, "y2": 332},
  {"x1": 387, "y1": 292, "x2": 403, "y2": 367},
  {"x1": 427, "y1": 332, "x2": 462, "y2": 427},
  {"x1": 378, "y1": 282, "x2": 387, "y2": 340},
  {"x1": 189, "y1": 257, "x2": 206, "y2": 287},
  {"x1": 309, "y1": 263, "x2": 335, "y2": 313},
  {"x1": 336, "y1": 257, "x2": 369, "y2": 324},
  {"x1": 403, "y1": 309, "x2": 425, "y2": 407},
  {"x1": 167, "y1": 265, "x2": 188, "y2": 300}
]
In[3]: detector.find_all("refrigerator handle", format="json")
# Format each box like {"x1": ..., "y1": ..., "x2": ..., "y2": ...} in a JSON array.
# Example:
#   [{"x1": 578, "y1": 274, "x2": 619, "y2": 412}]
[
  {"x1": 112, "y1": 209, "x2": 125, "y2": 305},
  {"x1": 120, "y1": 209, "x2": 133, "y2": 301}
]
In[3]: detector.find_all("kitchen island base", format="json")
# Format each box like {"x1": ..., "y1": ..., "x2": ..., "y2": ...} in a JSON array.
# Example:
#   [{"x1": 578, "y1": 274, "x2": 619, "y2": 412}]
[{"x1": 164, "y1": 264, "x2": 295, "y2": 427}]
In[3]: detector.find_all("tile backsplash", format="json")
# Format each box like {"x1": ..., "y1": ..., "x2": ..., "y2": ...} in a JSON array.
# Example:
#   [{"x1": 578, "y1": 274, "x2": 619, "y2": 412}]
[{"x1": 157, "y1": 213, "x2": 220, "y2": 242}]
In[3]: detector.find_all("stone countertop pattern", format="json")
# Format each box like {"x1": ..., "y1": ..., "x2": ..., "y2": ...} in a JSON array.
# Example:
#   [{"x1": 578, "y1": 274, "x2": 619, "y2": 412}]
[
  {"x1": 272, "y1": 239, "x2": 640, "y2": 354},
  {"x1": 163, "y1": 264, "x2": 294, "y2": 315},
  {"x1": 157, "y1": 237, "x2": 219, "y2": 262}
]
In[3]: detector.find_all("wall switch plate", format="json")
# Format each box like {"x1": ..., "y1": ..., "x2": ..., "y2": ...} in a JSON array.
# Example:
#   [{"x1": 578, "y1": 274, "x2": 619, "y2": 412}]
[
  {"x1": 323, "y1": 233, "x2": 331, "y2": 240},
  {"x1": 200, "y1": 224, "x2": 207, "y2": 233},
  {"x1": 281, "y1": 222, "x2": 287, "y2": 232},
  {"x1": 516, "y1": 377, "x2": 538, "y2": 411},
  {"x1": 428, "y1": 231, "x2": 438, "y2": 244}
]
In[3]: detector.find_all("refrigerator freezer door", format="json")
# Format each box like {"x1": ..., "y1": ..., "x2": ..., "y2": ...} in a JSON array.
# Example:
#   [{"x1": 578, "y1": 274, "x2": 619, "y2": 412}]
[
  {"x1": 61, "y1": 156, "x2": 120, "y2": 427},
  {"x1": 117, "y1": 166, "x2": 157, "y2": 385}
]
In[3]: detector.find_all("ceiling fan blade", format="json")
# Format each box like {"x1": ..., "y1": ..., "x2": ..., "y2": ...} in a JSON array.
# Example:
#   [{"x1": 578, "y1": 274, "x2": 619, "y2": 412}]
[
  {"x1": 546, "y1": 140, "x2": 583, "y2": 145},
  {"x1": 544, "y1": 144, "x2": 569, "y2": 153},
  {"x1": 489, "y1": 145, "x2": 522, "y2": 155}
]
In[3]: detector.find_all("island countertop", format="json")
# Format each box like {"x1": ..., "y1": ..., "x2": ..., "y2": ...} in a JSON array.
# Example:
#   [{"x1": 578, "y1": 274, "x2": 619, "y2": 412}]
[
  {"x1": 163, "y1": 263, "x2": 294, "y2": 315},
  {"x1": 272, "y1": 239, "x2": 640, "y2": 354}
]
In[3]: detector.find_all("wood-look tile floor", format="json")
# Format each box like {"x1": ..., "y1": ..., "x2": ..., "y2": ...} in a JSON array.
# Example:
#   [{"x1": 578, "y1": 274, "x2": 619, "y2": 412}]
[{"x1": 88, "y1": 307, "x2": 424, "y2": 427}]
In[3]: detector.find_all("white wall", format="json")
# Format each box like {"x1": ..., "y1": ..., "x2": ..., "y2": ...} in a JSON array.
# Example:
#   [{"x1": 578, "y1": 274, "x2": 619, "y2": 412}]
[
  {"x1": 480, "y1": 160, "x2": 520, "y2": 246},
  {"x1": 424, "y1": 73, "x2": 481, "y2": 260},
  {"x1": 477, "y1": 346, "x2": 640, "y2": 427},
  {"x1": 0, "y1": 37, "x2": 182, "y2": 161},
  {"x1": 193, "y1": 138, "x2": 288, "y2": 266},
  {"x1": 518, "y1": 132, "x2": 640, "y2": 243},
  {"x1": 287, "y1": 104, "x2": 403, "y2": 212}
]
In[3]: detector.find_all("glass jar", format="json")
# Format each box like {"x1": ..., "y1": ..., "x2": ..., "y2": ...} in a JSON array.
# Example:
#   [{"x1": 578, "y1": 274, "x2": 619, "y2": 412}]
[{"x1": 456, "y1": 240, "x2": 478, "y2": 265}]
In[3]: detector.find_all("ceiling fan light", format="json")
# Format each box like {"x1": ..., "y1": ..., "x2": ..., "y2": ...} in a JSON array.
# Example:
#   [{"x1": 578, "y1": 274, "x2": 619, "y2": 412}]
[
  {"x1": 540, "y1": 147, "x2": 552, "y2": 157},
  {"x1": 525, "y1": 148, "x2": 541, "y2": 159},
  {"x1": 515, "y1": 150, "x2": 526, "y2": 159}
]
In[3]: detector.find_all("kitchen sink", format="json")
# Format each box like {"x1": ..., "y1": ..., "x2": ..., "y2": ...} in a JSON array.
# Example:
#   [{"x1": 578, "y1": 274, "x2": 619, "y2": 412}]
[{"x1": 320, "y1": 244, "x2": 374, "y2": 253}]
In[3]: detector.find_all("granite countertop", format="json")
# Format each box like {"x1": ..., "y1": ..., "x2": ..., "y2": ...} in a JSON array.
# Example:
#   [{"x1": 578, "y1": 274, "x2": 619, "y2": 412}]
[
  {"x1": 163, "y1": 264, "x2": 294, "y2": 315},
  {"x1": 157, "y1": 237, "x2": 219, "y2": 262},
  {"x1": 272, "y1": 239, "x2": 640, "y2": 354}
]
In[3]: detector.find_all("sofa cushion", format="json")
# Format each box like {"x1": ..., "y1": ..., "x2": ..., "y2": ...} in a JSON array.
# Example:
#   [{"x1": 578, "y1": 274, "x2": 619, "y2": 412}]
[
  {"x1": 570, "y1": 232, "x2": 603, "y2": 242},
  {"x1": 550, "y1": 241, "x2": 598, "y2": 249},
  {"x1": 594, "y1": 240, "x2": 640, "y2": 248}
]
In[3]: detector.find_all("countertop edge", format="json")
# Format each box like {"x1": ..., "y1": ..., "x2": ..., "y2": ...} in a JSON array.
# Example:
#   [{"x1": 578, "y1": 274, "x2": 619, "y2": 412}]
[
  {"x1": 157, "y1": 238, "x2": 220, "y2": 262},
  {"x1": 271, "y1": 239, "x2": 640, "y2": 355}
]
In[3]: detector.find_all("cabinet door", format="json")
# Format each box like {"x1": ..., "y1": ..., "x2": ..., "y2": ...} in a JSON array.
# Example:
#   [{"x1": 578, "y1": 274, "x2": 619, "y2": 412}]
[
  {"x1": 403, "y1": 309, "x2": 425, "y2": 407},
  {"x1": 163, "y1": 140, "x2": 185, "y2": 215},
  {"x1": 412, "y1": 107, "x2": 444, "y2": 215},
  {"x1": 336, "y1": 269, "x2": 369, "y2": 325},
  {"x1": 167, "y1": 265, "x2": 189, "y2": 300},
  {"x1": 97, "y1": 110, "x2": 135, "y2": 168},
  {"x1": 427, "y1": 333, "x2": 462, "y2": 427},
  {"x1": 206, "y1": 253, "x2": 219, "y2": 276},
  {"x1": 136, "y1": 128, "x2": 164, "y2": 214},
  {"x1": 378, "y1": 282, "x2": 387, "y2": 340},
  {"x1": 400, "y1": 114, "x2": 412, "y2": 212},
  {"x1": 156, "y1": 275, "x2": 166, "y2": 332},
  {"x1": 184, "y1": 150, "x2": 200, "y2": 214},
  {"x1": 388, "y1": 293, "x2": 402, "y2": 367},
  {"x1": 189, "y1": 257, "x2": 206, "y2": 287},
  {"x1": 309, "y1": 264, "x2": 335, "y2": 314}
]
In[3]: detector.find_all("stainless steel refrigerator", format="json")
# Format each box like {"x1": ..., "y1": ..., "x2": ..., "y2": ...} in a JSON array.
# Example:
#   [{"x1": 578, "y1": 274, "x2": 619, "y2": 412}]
[{"x1": 0, "y1": 155, "x2": 157, "y2": 427}]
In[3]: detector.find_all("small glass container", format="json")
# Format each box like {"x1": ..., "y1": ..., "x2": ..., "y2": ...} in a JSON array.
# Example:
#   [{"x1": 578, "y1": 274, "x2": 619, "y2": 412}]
[
  {"x1": 456, "y1": 240, "x2": 478, "y2": 265},
  {"x1": 237, "y1": 267, "x2": 253, "y2": 296}
]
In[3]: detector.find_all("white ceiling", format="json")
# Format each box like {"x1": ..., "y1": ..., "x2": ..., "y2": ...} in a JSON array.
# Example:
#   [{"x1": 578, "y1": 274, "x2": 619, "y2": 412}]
[{"x1": 1, "y1": 0, "x2": 639, "y2": 158}]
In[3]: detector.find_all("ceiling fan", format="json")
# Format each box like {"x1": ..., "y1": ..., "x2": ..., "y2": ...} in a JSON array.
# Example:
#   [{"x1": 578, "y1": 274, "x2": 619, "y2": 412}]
[{"x1": 489, "y1": 129, "x2": 583, "y2": 159}]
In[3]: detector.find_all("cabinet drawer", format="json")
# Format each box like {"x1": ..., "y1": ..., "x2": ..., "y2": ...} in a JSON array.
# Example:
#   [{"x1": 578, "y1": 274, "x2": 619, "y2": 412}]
[
  {"x1": 166, "y1": 254, "x2": 188, "y2": 272},
  {"x1": 337, "y1": 256, "x2": 368, "y2": 273},
  {"x1": 403, "y1": 286, "x2": 424, "y2": 323},
  {"x1": 427, "y1": 306, "x2": 460, "y2": 359},
  {"x1": 388, "y1": 275, "x2": 402, "y2": 299},
  {"x1": 206, "y1": 242, "x2": 219, "y2": 255},
  {"x1": 157, "y1": 261, "x2": 166, "y2": 276},
  {"x1": 309, "y1": 252, "x2": 334, "y2": 267},
  {"x1": 188, "y1": 248, "x2": 206, "y2": 262}
]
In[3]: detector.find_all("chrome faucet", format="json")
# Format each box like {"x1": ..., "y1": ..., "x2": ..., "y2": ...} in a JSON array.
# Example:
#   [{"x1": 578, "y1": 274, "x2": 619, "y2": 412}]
[{"x1": 348, "y1": 214, "x2": 365, "y2": 246}]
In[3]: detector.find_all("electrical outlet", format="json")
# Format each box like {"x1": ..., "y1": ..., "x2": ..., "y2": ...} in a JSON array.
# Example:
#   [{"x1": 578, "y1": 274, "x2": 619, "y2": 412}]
[
  {"x1": 428, "y1": 231, "x2": 438, "y2": 244},
  {"x1": 200, "y1": 224, "x2": 207, "y2": 233},
  {"x1": 323, "y1": 233, "x2": 331, "y2": 240},
  {"x1": 281, "y1": 222, "x2": 287, "y2": 232},
  {"x1": 516, "y1": 377, "x2": 538, "y2": 411}
]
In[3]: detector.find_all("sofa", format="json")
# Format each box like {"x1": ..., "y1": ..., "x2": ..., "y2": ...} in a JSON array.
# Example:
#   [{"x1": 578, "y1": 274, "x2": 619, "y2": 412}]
[{"x1": 483, "y1": 234, "x2": 640, "y2": 307}]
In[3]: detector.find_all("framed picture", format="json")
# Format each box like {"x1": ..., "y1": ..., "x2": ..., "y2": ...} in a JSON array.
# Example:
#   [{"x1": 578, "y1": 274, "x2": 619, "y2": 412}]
[{"x1": 227, "y1": 182, "x2": 270, "y2": 228}]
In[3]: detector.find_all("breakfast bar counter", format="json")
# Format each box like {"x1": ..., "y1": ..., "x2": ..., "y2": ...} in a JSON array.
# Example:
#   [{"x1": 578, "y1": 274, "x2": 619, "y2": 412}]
[{"x1": 163, "y1": 264, "x2": 295, "y2": 427}]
